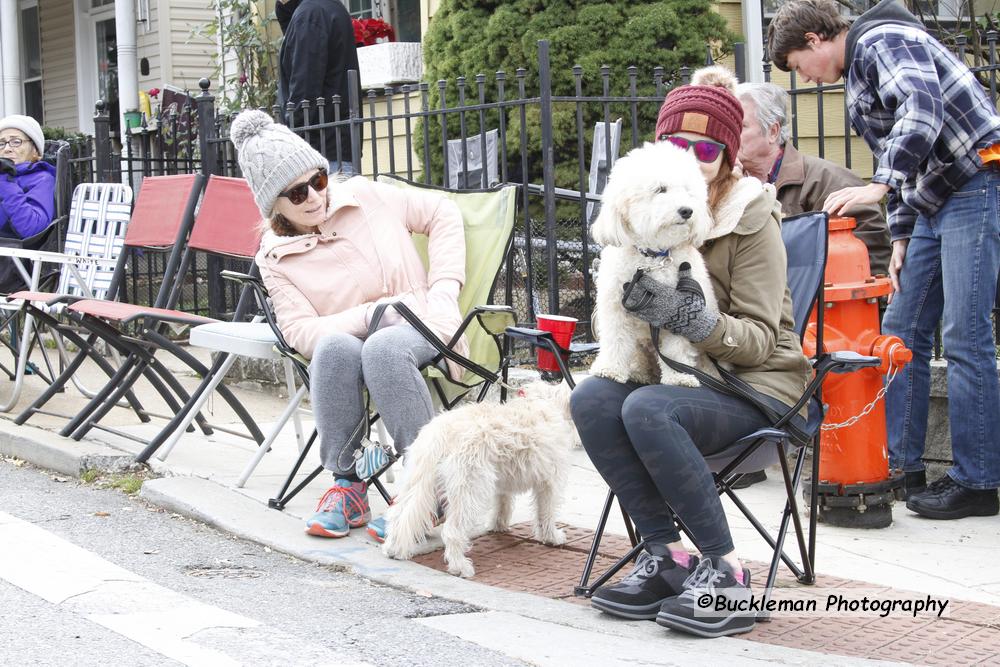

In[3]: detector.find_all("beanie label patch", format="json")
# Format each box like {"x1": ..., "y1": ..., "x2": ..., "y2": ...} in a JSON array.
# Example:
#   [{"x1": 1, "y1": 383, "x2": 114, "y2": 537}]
[{"x1": 680, "y1": 112, "x2": 709, "y2": 134}]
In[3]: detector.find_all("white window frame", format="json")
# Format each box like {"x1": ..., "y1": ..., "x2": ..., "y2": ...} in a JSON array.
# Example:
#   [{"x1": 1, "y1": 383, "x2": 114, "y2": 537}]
[
  {"x1": 18, "y1": 0, "x2": 42, "y2": 121},
  {"x1": 73, "y1": 0, "x2": 117, "y2": 134}
]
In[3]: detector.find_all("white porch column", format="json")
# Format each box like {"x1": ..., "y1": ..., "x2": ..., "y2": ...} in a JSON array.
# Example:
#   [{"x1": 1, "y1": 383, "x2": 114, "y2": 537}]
[
  {"x1": 742, "y1": 0, "x2": 765, "y2": 83},
  {"x1": 1, "y1": 0, "x2": 23, "y2": 114},
  {"x1": 115, "y1": 0, "x2": 139, "y2": 131}
]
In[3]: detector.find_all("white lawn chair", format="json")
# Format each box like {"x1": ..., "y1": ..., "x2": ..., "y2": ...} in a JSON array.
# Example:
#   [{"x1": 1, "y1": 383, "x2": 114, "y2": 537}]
[{"x1": 0, "y1": 182, "x2": 133, "y2": 411}]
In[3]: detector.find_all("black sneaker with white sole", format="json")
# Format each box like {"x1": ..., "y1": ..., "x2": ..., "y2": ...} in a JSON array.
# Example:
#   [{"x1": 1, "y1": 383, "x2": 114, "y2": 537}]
[
  {"x1": 590, "y1": 544, "x2": 697, "y2": 620},
  {"x1": 656, "y1": 556, "x2": 755, "y2": 637}
]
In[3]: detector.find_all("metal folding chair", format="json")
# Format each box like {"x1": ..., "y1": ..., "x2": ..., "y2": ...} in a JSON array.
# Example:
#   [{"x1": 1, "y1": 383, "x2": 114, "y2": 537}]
[
  {"x1": 134, "y1": 175, "x2": 307, "y2": 474},
  {"x1": 11, "y1": 174, "x2": 217, "y2": 434},
  {"x1": 20, "y1": 175, "x2": 269, "y2": 453}
]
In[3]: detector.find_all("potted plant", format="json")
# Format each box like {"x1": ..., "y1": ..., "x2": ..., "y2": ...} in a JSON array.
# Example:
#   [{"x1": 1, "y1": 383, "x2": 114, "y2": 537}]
[{"x1": 353, "y1": 18, "x2": 422, "y2": 90}]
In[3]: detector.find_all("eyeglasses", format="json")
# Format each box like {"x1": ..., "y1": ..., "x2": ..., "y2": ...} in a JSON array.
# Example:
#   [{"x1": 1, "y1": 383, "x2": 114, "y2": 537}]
[
  {"x1": 278, "y1": 170, "x2": 328, "y2": 205},
  {"x1": 0, "y1": 137, "x2": 25, "y2": 149},
  {"x1": 659, "y1": 135, "x2": 726, "y2": 164}
]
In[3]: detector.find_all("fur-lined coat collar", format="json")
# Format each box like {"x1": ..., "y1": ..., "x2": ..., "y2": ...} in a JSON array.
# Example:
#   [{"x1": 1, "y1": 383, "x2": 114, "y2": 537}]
[{"x1": 706, "y1": 176, "x2": 781, "y2": 240}]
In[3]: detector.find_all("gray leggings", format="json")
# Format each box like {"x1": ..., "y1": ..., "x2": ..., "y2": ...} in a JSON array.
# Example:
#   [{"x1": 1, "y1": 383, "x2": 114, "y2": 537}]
[{"x1": 309, "y1": 325, "x2": 439, "y2": 476}]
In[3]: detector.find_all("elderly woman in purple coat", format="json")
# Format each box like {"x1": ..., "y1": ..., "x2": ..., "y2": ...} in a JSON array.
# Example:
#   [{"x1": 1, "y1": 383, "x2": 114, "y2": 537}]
[{"x1": 0, "y1": 114, "x2": 56, "y2": 291}]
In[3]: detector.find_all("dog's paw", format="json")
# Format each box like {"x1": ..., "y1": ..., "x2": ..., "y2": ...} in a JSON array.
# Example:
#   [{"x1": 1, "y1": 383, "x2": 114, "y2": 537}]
[
  {"x1": 591, "y1": 365, "x2": 631, "y2": 384},
  {"x1": 660, "y1": 369, "x2": 701, "y2": 387},
  {"x1": 536, "y1": 527, "x2": 567, "y2": 546},
  {"x1": 447, "y1": 557, "x2": 476, "y2": 578},
  {"x1": 491, "y1": 521, "x2": 511, "y2": 533}
]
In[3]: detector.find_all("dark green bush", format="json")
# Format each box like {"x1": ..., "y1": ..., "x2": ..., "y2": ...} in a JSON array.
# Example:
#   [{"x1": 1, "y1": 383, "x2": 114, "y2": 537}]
[{"x1": 419, "y1": 0, "x2": 737, "y2": 190}]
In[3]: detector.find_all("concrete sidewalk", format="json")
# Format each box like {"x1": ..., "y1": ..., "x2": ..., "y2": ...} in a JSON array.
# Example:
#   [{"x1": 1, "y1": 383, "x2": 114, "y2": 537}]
[{"x1": 1, "y1": 345, "x2": 997, "y2": 665}]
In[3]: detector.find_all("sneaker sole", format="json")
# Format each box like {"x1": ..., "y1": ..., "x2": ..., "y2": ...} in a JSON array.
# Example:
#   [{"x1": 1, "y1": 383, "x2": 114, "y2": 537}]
[
  {"x1": 655, "y1": 610, "x2": 756, "y2": 638},
  {"x1": 905, "y1": 500, "x2": 999, "y2": 520},
  {"x1": 590, "y1": 596, "x2": 665, "y2": 621},
  {"x1": 305, "y1": 524, "x2": 349, "y2": 538},
  {"x1": 367, "y1": 526, "x2": 385, "y2": 543}
]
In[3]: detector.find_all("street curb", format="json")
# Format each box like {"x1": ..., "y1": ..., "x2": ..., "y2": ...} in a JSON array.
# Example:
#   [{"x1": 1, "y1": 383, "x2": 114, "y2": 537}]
[
  {"x1": 139, "y1": 476, "x2": 900, "y2": 667},
  {"x1": 0, "y1": 418, "x2": 135, "y2": 477}
]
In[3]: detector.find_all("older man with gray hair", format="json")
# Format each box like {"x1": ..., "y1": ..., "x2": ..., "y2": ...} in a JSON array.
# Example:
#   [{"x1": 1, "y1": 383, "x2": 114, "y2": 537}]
[{"x1": 736, "y1": 82, "x2": 890, "y2": 274}]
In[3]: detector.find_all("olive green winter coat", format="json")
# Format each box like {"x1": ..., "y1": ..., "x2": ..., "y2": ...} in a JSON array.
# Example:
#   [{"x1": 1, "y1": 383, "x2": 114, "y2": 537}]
[{"x1": 693, "y1": 177, "x2": 812, "y2": 416}]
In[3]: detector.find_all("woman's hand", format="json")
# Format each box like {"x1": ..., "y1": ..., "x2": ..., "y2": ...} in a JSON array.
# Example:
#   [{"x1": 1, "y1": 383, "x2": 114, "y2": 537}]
[
  {"x1": 426, "y1": 278, "x2": 462, "y2": 321},
  {"x1": 621, "y1": 264, "x2": 718, "y2": 342}
]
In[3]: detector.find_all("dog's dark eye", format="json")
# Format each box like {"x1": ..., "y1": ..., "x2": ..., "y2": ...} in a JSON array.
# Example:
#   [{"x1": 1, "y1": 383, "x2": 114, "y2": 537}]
[{"x1": 655, "y1": 185, "x2": 668, "y2": 194}]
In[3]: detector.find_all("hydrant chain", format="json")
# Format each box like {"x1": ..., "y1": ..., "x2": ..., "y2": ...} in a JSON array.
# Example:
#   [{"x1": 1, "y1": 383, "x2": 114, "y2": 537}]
[{"x1": 820, "y1": 365, "x2": 899, "y2": 432}]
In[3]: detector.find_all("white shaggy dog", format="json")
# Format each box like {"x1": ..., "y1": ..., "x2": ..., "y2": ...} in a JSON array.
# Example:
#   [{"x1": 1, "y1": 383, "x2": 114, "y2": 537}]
[
  {"x1": 588, "y1": 140, "x2": 718, "y2": 386},
  {"x1": 381, "y1": 381, "x2": 578, "y2": 578}
]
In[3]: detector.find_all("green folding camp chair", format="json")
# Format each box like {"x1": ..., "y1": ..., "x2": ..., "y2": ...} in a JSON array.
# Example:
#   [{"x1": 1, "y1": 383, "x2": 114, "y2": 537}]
[{"x1": 238, "y1": 175, "x2": 521, "y2": 508}]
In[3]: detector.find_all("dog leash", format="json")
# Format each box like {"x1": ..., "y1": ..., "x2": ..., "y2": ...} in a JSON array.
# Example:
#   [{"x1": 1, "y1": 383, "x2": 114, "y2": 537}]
[{"x1": 622, "y1": 267, "x2": 812, "y2": 445}]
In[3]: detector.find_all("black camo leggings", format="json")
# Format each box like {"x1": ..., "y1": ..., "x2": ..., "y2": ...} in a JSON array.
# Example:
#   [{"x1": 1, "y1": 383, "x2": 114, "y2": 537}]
[{"x1": 570, "y1": 376, "x2": 801, "y2": 556}]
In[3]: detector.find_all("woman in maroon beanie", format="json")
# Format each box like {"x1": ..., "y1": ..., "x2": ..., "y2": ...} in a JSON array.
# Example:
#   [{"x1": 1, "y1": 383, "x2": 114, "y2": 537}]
[{"x1": 570, "y1": 66, "x2": 811, "y2": 638}]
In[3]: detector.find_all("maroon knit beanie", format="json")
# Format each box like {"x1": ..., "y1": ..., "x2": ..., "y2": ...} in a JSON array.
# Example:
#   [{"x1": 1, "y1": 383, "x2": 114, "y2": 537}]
[{"x1": 655, "y1": 72, "x2": 744, "y2": 168}]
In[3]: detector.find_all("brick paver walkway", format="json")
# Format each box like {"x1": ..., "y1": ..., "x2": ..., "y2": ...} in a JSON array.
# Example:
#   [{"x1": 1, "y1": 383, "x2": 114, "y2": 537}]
[{"x1": 411, "y1": 522, "x2": 1000, "y2": 664}]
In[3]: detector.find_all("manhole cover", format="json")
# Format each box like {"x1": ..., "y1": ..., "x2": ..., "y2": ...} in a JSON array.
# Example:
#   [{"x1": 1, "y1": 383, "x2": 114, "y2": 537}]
[{"x1": 183, "y1": 564, "x2": 263, "y2": 579}]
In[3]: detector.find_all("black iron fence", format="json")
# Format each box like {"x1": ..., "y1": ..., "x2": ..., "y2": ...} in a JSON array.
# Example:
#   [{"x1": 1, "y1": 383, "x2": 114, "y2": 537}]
[{"x1": 73, "y1": 35, "x2": 1000, "y2": 356}]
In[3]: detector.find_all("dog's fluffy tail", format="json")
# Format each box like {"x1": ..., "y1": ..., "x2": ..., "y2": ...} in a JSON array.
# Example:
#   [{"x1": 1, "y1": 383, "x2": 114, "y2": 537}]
[{"x1": 381, "y1": 421, "x2": 446, "y2": 560}]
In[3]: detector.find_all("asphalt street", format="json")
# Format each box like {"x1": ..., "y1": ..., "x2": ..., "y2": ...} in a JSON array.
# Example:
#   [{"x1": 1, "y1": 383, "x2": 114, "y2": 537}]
[{"x1": 0, "y1": 457, "x2": 529, "y2": 667}]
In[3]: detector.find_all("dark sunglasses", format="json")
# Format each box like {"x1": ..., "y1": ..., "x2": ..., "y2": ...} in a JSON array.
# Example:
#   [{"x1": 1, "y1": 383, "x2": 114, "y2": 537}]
[
  {"x1": 659, "y1": 135, "x2": 726, "y2": 164},
  {"x1": 279, "y1": 169, "x2": 328, "y2": 205}
]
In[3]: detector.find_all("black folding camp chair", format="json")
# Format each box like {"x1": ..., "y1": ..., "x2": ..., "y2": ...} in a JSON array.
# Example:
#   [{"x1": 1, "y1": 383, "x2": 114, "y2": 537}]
[{"x1": 509, "y1": 211, "x2": 886, "y2": 610}]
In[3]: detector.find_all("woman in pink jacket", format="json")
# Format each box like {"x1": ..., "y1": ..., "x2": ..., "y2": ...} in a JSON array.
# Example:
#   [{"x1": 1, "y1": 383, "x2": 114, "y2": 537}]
[{"x1": 231, "y1": 111, "x2": 466, "y2": 540}]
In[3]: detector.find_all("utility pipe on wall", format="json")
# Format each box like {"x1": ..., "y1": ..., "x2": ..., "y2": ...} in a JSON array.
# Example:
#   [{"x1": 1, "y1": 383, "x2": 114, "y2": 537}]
[{"x1": 115, "y1": 0, "x2": 139, "y2": 133}]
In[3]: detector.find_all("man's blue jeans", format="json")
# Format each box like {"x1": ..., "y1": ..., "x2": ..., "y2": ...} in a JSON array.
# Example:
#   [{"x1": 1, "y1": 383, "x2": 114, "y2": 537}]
[
  {"x1": 328, "y1": 160, "x2": 355, "y2": 176},
  {"x1": 882, "y1": 169, "x2": 1000, "y2": 490}
]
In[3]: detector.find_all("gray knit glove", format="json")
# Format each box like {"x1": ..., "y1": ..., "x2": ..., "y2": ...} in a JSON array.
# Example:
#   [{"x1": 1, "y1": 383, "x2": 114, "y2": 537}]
[{"x1": 621, "y1": 264, "x2": 718, "y2": 342}]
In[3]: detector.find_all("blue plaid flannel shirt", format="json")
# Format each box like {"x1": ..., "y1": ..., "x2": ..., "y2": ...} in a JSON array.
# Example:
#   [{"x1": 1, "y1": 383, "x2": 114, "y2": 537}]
[{"x1": 846, "y1": 25, "x2": 1000, "y2": 241}]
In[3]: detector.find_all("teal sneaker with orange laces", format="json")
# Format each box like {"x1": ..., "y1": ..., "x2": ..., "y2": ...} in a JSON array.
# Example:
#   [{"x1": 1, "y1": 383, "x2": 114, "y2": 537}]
[{"x1": 305, "y1": 479, "x2": 371, "y2": 538}]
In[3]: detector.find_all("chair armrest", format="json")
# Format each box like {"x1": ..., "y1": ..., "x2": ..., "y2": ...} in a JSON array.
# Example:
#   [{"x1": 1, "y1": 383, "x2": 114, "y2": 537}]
[
  {"x1": 814, "y1": 351, "x2": 882, "y2": 375},
  {"x1": 220, "y1": 270, "x2": 263, "y2": 287},
  {"x1": 505, "y1": 326, "x2": 558, "y2": 349}
]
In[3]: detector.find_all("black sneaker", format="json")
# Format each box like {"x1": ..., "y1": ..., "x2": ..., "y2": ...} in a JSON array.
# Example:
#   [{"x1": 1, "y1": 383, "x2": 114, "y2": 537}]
[
  {"x1": 591, "y1": 544, "x2": 697, "y2": 620},
  {"x1": 906, "y1": 475, "x2": 999, "y2": 519},
  {"x1": 731, "y1": 470, "x2": 766, "y2": 489},
  {"x1": 656, "y1": 556, "x2": 755, "y2": 638}
]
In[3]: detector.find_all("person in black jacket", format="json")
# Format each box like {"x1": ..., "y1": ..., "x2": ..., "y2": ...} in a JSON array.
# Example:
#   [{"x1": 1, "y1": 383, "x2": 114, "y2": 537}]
[{"x1": 276, "y1": 0, "x2": 361, "y2": 174}]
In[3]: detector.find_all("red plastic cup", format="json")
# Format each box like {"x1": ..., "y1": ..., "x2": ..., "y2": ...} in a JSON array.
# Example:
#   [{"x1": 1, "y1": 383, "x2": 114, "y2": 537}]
[{"x1": 535, "y1": 314, "x2": 578, "y2": 373}]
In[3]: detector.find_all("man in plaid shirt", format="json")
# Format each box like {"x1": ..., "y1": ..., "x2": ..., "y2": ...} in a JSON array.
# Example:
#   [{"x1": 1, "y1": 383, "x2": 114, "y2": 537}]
[{"x1": 768, "y1": 0, "x2": 1000, "y2": 520}]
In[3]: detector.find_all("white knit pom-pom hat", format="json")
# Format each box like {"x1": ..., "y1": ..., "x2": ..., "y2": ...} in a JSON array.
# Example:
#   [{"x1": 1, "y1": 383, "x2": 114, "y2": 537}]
[{"x1": 229, "y1": 110, "x2": 328, "y2": 218}]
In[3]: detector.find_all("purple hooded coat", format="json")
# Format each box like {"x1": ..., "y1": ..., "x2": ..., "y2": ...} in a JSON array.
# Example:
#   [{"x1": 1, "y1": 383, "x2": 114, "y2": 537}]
[{"x1": 0, "y1": 160, "x2": 56, "y2": 292}]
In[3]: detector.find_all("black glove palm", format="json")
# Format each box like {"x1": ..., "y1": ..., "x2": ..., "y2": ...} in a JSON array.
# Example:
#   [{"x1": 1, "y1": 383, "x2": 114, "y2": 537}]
[{"x1": 621, "y1": 263, "x2": 719, "y2": 342}]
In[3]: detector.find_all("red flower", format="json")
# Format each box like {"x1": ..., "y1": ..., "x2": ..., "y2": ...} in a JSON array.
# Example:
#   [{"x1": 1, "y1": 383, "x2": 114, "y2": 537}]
[
  {"x1": 352, "y1": 18, "x2": 367, "y2": 46},
  {"x1": 147, "y1": 87, "x2": 160, "y2": 98},
  {"x1": 361, "y1": 18, "x2": 395, "y2": 45},
  {"x1": 238, "y1": 73, "x2": 248, "y2": 85}
]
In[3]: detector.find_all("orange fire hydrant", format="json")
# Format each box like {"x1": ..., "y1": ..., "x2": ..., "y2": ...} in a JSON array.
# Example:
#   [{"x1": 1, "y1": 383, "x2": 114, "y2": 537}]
[{"x1": 801, "y1": 217, "x2": 913, "y2": 529}]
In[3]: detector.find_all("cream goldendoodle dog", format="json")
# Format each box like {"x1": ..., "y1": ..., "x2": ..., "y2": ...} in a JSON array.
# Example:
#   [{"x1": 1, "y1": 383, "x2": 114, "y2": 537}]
[
  {"x1": 381, "y1": 380, "x2": 577, "y2": 578},
  {"x1": 588, "y1": 140, "x2": 718, "y2": 386}
]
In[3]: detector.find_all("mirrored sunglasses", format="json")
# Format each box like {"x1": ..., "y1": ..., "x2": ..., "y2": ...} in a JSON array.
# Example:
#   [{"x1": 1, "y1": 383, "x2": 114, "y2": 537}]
[
  {"x1": 0, "y1": 137, "x2": 25, "y2": 149},
  {"x1": 659, "y1": 134, "x2": 726, "y2": 164},
  {"x1": 279, "y1": 170, "x2": 328, "y2": 206}
]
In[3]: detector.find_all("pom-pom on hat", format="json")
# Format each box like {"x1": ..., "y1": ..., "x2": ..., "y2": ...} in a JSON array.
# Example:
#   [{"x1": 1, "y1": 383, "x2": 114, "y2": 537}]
[
  {"x1": 655, "y1": 65, "x2": 744, "y2": 168},
  {"x1": 229, "y1": 110, "x2": 329, "y2": 218},
  {"x1": 0, "y1": 114, "x2": 45, "y2": 157}
]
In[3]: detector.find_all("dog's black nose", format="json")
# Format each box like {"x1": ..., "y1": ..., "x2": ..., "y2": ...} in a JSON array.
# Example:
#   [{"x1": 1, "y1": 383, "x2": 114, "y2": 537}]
[{"x1": 678, "y1": 206, "x2": 693, "y2": 219}]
